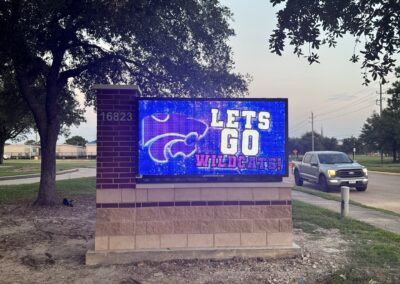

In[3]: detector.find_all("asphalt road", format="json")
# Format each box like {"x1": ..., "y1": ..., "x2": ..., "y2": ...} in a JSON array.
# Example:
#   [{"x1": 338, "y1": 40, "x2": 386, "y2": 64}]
[
  {"x1": 333, "y1": 172, "x2": 400, "y2": 214},
  {"x1": 291, "y1": 172, "x2": 400, "y2": 214}
]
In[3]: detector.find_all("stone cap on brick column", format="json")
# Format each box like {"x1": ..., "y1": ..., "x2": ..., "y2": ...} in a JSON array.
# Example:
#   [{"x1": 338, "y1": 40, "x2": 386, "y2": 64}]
[
  {"x1": 93, "y1": 84, "x2": 142, "y2": 93},
  {"x1": 136, "y1": 182, "x2": 293, "y2": 189}
]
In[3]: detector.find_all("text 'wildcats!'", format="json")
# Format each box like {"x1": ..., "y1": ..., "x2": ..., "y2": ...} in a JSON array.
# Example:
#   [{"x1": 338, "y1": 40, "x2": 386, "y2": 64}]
[{"x1": 138, "y1": 99, "x2": 288, "y2": 178}]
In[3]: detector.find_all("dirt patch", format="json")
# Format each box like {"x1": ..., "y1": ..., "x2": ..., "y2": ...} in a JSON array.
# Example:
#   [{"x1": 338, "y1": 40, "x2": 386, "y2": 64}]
[{"x1": 0, "y1": 196, "x2": 348, "y2": 283}]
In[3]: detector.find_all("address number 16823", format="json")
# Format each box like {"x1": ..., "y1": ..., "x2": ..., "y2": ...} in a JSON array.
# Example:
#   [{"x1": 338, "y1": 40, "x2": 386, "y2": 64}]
[{"x1": 99, "y1": 112, "x2": 133, "y2": 121}]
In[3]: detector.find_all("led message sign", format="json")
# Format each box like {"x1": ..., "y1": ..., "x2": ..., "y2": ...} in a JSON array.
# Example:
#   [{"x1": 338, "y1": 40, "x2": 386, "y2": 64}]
[{"x1": 138, "y1": 98, "x2": 288, "y2": 180}]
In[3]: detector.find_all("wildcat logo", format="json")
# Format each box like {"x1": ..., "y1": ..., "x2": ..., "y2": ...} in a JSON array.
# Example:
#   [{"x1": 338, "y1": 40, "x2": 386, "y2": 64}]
[{"x1": 142, "y1": 114, "x2": 208, "y2": 163}]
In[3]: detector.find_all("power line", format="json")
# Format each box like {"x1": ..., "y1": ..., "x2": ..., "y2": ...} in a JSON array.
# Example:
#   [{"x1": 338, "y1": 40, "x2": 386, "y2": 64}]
[
  {"x1": 314, "y1": 79, "x2": 393, "y2": 121},
  {"x1": 289, "y1": 118, "x2": 308, "y2": 131},
  {"x1": 315, "y1": 102, "x2": 376, "y2": 123},
  {"x1": 314, "y1": 92, "x2": 376, "y2": 118},
  {"x1": 291, "y1": 95, "x2": 380, "y2": 138},
  {"x1": 310, "y1": 74, "x2": 397, "y2": 116},
  {"x1": 311, "y1": 84, "x2": 381, "y2": 115},
  {"x1": 289, "y1": 76, "x2": 398, "y2": 139},
  {"x1": 289, "y1": 101, "x2": 374, "y2": 137},
  {"x1": 289, "y1": 122, "x2": 310, "y2": 136},
  {"x1": 289, "y1": 128, "x2": 308, "y2": 137}
]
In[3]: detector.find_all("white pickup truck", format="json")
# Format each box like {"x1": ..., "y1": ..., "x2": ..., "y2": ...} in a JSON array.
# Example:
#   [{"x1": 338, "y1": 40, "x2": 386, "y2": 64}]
[{"x1": 293, "y1": 151, "x2": 368, "y2": 192}]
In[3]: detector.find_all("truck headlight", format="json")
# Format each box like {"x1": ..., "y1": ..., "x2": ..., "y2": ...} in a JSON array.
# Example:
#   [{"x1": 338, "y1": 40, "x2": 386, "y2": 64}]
[
  {"x1": 327, "y1": 170, "x2": 336, "y2": 177},
  {"x1": 363, "y1": 168, "x2": 368, "y2": 176}
]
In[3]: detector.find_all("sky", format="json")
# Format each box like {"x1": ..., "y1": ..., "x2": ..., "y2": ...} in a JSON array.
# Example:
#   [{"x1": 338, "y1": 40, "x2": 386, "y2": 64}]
[{"x1": 52, "y1": 1, "x2": 398, "y2": 143}]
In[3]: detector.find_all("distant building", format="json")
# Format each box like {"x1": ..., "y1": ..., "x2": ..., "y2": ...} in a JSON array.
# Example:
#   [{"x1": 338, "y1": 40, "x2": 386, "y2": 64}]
[
  {"x1": 4, "y1": 143, "x2": 97, "y2": 160},
  {"x1": 56, "y1": 144, "x2": 86, "y2": 159},
  {"x1": 4, "y1": 144, "x2": 41, "y2": 159},
  {"x1": 86, "y1": 141, "x2": 97, "y2": 159}
]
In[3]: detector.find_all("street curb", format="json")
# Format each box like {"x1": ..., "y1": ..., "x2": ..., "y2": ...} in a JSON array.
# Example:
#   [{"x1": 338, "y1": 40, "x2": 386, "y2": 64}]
[
  {"x1": 0, "y1": 168, "x2": 79, "y2": 181},
  {"x1": 369, "y1": 170, "x2": 400, "y2": 176}
]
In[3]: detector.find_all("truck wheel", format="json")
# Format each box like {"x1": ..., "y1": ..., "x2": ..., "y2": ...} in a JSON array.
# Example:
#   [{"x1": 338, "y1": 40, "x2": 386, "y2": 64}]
[
  {"x1": 294, "y1": 170, "x2": 303, "y2": 186},
  {"x1": 319, "y1": 175, "x2": 329, "y2": 192},
  {"x1": 356, "y1": 185, "x2": 367, "y2": 192}
]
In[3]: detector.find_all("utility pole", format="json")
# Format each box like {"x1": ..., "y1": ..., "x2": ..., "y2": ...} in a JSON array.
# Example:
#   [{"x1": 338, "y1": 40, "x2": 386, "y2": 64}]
[
  {"x1": 311, "y1": 112, "x2": 314, "y2": 151},
  {"x1": 377, "y1": 82, "x2": 383, "y2": 163},
  {"x1": 379, "y1": 82, "x2": 383, "y2": 115}
]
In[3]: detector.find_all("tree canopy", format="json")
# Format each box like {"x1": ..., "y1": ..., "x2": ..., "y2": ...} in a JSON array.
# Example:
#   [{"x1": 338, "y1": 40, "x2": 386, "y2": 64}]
[
  {"x1": 269, "y1": 0, "x2": 400, "y2": 84},
  {"x1": 289, "y1": 132, "x2": 338, "y2": 155},
  {"x1": 0, "y1": 1, "x2": 249, "y2": 205},
  {"x1": 340, "y1": 136, "x2": 364, "y2": 155},
  {"x1": 360, "y1": 67, "x2": 400, "y2": 162},
  {"x1": 66, "y1": 135, "x2": 87, "y2": 147},
  {"x1": 25, "y1": 139, "x2": 39, "y2": 145},
  {"x1": 0, "y1": 67, "x2": 34, "y2": 164},
  {"x1": 0, "y1": 0, "x2": 248, "y2": 101}
]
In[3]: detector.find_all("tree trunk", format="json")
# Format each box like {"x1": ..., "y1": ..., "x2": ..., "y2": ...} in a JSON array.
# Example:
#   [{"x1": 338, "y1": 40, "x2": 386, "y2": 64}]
[
  {"x1": 14, "y1": 61, "x2": 63, "y2": 206},
  {"x1": 0, "y1": 139, "x2": 5, "y2": 165},
  {"x1": 34, "y1": 120, "x2": 59, "y2": 206},
  {"x1": 393, "y1": 144, "x2": 397, "y2": 163}
]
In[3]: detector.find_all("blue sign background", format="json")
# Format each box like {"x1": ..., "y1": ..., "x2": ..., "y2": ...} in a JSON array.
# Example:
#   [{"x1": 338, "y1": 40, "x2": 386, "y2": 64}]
[{"x1": 138, "y1": 99, "x2": 287, "y2": 176}]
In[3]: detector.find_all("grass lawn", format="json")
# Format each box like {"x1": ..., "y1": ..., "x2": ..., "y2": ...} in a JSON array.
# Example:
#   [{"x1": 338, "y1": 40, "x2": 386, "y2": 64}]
[
  {"x1": 293, "y1": 200, "x2": 400, "y2": 283},
  {"x1": 351, "y1": 155, "x2": 400, "y2": 174},
  {"x1": 0, "y1": 177, "x2": 95, "y2": 203},
  {"x1": 0, "y1": 159, "x2": 96, "y2": 177},
  {"x1": 1, "y1": 178, "x2": 399, "y2": 282}
]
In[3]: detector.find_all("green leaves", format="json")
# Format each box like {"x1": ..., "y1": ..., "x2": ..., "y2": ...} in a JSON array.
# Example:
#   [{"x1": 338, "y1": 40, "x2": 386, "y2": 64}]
[
  {"x1": 2, "y1": 1, "x2": 249, "y2": 104},
  {"x1": 269, "y1": 0, "x2": 400, "y2": 84},
  {"x1": 349, "y1": 54, "x2": 359, "y2": 63},
  {"x1": 0, "y1": 67, "x2": 35, "y2": 144},
  {"x1": 65, "y1": 136, "x2": 87, "y2": 147},
  {"x1": 0, "y1": 1, "x2": 250, "y2": 201},
  {"x1": 360, "y1": 72, "x2": 400, "y2": 161}
]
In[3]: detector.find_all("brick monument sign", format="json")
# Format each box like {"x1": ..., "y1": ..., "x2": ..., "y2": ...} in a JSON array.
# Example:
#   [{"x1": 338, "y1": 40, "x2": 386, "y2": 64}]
[{"x1": 86, "y1": 85, "x2": 299, "y2": 265}]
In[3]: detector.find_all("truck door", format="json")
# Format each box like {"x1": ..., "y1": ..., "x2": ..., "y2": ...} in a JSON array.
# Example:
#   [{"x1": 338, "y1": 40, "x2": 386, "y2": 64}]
[
  {"x1": 309, "y1": 154, "x2": 320, "y2": 182},
  {"x1": 301, "y1": 153, "x2": 313, "y2": 180}
]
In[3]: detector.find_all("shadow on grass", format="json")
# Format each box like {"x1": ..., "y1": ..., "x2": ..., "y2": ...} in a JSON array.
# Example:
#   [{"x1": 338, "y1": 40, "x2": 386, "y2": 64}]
[{"x1": 0, "y1": 177, "x2": 96, "y2": 204}]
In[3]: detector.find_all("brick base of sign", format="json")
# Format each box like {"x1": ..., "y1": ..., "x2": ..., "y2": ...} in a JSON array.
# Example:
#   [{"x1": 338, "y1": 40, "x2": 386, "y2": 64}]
[{"x1": 86, "y1": 182, "x2": 300, "y2": 264}]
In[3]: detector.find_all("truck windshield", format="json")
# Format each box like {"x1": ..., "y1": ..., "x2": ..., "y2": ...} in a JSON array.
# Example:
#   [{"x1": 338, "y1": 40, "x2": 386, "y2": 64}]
[{"x1": 318, "y1": 153, "x2": 352, "y2": 164}]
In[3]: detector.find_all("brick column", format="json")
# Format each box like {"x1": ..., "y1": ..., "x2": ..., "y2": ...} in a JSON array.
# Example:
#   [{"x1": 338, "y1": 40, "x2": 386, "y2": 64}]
[{"x1": 95, "y1": 85, "x2": 140, "y2": 200}]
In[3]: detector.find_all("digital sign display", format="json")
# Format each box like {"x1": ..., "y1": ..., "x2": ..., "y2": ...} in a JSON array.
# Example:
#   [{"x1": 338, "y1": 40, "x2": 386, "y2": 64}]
[{"x1": 138, "y1": 98, "x2": 288, "y2": 181}]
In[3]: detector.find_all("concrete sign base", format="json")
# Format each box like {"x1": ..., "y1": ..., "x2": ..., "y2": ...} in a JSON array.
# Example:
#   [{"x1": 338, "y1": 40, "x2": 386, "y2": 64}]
[
  {"x1": 87, "y1": 182, "x2": 300, "y2": 264},
  {"x1": 86, "y1": 245, "x2": 300, "y2": 265}
]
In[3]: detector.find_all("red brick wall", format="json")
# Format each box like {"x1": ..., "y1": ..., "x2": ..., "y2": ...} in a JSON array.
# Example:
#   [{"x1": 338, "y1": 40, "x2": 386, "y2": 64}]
[{"x1": 96, "y1": 88, "x2": 140, "y2": 190}]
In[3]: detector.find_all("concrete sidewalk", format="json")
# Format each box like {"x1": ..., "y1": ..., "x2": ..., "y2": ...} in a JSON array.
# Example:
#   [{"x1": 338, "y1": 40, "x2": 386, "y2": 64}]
[
  {"x1": 0, "y1": 168, "x2": 78, "y2": 181},
  {"x1": 0, "y1": 168, "x2": 96, "y2": 185},
  {"x1": 292, "y1": 190, "x2": 400, "y2": 234}
]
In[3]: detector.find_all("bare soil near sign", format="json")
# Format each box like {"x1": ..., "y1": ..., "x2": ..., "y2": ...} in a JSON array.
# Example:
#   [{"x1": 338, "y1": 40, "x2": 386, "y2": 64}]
[{"x1": 0, "y1": 196, "x2": 349, "y2": 284}]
